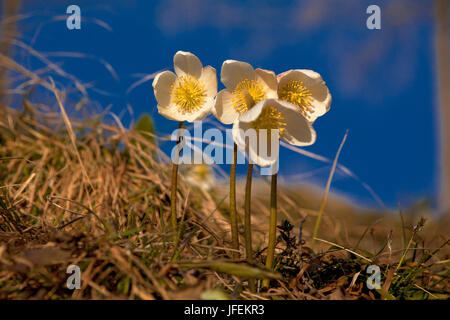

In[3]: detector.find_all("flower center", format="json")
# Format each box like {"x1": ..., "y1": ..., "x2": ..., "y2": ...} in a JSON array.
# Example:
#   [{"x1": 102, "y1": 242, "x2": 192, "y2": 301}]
[
  {"x1": 278, "y1": 80, "x2": 312, "y2": 116},
  {"x1": 171, "y1": 74, "x2": 206, "y2": 113},
  {"x1": 231, "y1": 79, "x2": 266, "y2": 114},
  {"x1": 251, "y1": 106, "x2": 286, "y2": 139}
]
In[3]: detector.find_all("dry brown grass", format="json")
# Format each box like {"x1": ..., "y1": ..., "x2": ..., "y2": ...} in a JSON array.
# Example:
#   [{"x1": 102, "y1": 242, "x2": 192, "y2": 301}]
[{"x1": 0, "y1": 26, "x2": 448, "y2": 300}]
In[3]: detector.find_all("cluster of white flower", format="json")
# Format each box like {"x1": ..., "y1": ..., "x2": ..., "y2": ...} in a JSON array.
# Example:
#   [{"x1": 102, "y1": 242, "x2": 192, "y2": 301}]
[
  {"x1": 152, "y1": 51, "x2": 332, "y2": 281},
  {"x1": 153, "y1": 51, "x2": 331, "y2": 167}
]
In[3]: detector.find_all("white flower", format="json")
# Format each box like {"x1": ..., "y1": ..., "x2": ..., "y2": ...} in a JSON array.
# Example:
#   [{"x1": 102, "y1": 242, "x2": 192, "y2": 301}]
[
  {"x1": 152, "y1": 51, "x2": 217, "y2": 122},
  {"x1": 213, "y1": 60, "x2": 278, "y2": 124},
  {"x1": 184, "y1": 164, "x2": 215, "y2": 191},
  {"x1": 232, "y1": 98, "x2": 316, "y2": 167},
  {"x1": 277, "y1": 69, "x2": 331, "y2": 123}
]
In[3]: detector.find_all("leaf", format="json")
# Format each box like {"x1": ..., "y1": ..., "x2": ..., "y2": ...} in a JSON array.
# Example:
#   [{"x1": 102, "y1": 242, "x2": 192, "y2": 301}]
[{"x1": 134, "y1": 114, "x2": 155, "y2": 143}]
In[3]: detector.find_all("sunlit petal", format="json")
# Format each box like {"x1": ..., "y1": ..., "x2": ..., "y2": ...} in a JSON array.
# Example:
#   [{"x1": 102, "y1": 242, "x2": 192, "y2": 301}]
[
  {"x1": 232, "y1": 119, "x2": 277, "y2": 167},
  {"x1": 173, "y1": 51, "x2": 203, "y2": 79},
  {"x1": 158, "y1": 96, "x2": 214, "y2": 122},
  {"x1": 152, "y1": 70, "x2": 177, "y2": 107},
  {"x1": 213, "y1": 89, "x2": 240, "y2": 124},
  {"x1": 255, "y1": 68, "x2": 278, "y2": 99},
  {"x1": 200, "y1": 65, "x2": 218, "y2": 97},
  {"x1": 221, "y1": 60, "x2": 255, "y2": 89}
]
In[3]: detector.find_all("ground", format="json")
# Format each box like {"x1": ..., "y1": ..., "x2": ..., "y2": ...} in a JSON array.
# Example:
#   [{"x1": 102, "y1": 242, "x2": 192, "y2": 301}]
[{"x1": 0, "y1": 89, "x2": 448, "y2": 299}]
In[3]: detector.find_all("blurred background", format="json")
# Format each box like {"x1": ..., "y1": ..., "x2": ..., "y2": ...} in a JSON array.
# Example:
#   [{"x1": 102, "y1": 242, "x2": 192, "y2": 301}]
[{"x1": 1, "y1": 0, "x2": 449, "y2": 212}]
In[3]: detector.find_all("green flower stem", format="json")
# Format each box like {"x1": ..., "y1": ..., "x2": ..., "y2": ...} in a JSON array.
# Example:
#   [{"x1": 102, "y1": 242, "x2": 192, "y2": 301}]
[
  {"x1": 170, "y1": 121, "x2": 184, "y2": 239},
  {"x1": 245, "y1": 163, "x2": 255, "y2": 292},
  {"x1": 263, "y1": 173, "x2": 277, "y2": 288},
  {"x1": 230, "y1": 143, "x2": 240, "y2": 260}
]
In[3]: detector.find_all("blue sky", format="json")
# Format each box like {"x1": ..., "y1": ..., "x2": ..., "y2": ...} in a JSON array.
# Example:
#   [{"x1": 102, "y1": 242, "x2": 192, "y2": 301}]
[{"x1": 11, "y1": 0, "x2": 441, "y2": 209}]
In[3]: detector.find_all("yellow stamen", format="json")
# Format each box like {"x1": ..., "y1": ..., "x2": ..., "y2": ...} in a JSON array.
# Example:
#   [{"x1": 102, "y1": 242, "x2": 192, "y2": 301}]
[
  {"x1": 171, "y1": 74, "x2": 206, "y2": 113},
  {"x1": 251, "y1": 106, "x2": 286, "y2": 139},
  {"x1": 278, "y1": 80, "x2": 313, "y2": 116},
  {"x1": 231, "y1": 79, "x2": 266, "y2": 114}
]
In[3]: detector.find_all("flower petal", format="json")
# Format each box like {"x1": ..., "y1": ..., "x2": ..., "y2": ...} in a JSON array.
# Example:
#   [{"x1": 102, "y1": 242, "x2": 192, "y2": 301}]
[
  {"x1": 307, "y1": 93, "x2": 331, "y2": 123},
  {"x1": 239, "y1": 98, "x2": 316, "y2": 146},
  {"x1": 232, "y1": 119, "x2": 277, "y2": 167},
  {"x1": 199, "y1": 65, "x2": 218, "y2": 97},
  {"x1": 237, "y1": 98, "x2": 267, "y2": 123},
  {"x1": 158, "y1": 97, "x2": 214, "y2": 123},
  {"x1": 213, "y1": 89, "x2": 240, "y2": 124},
  {"x1": 276, "y1": 100, "x2": 316, "y2": 146},
  {"x1": 221, "y1": 60, "x2": 255, "y2": 89},
  {"x1": 152, "y1": 70, "x2": 177, "y2": 107},
  {"x1": 278, "y1": 69, "x2": 331, "y2": 122},
  {"x1": 173, "y1": 51, "x2": 203, "y2": 79},
  {"x1": 255, "y1": 68, "x2": 278, "y2": 99},
  {"x1": 233, "y1": 98, "x2": 285, "y2": 167},
  {"x1": 157, "y1": 103, "x2": 183, "y2": 121}
]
